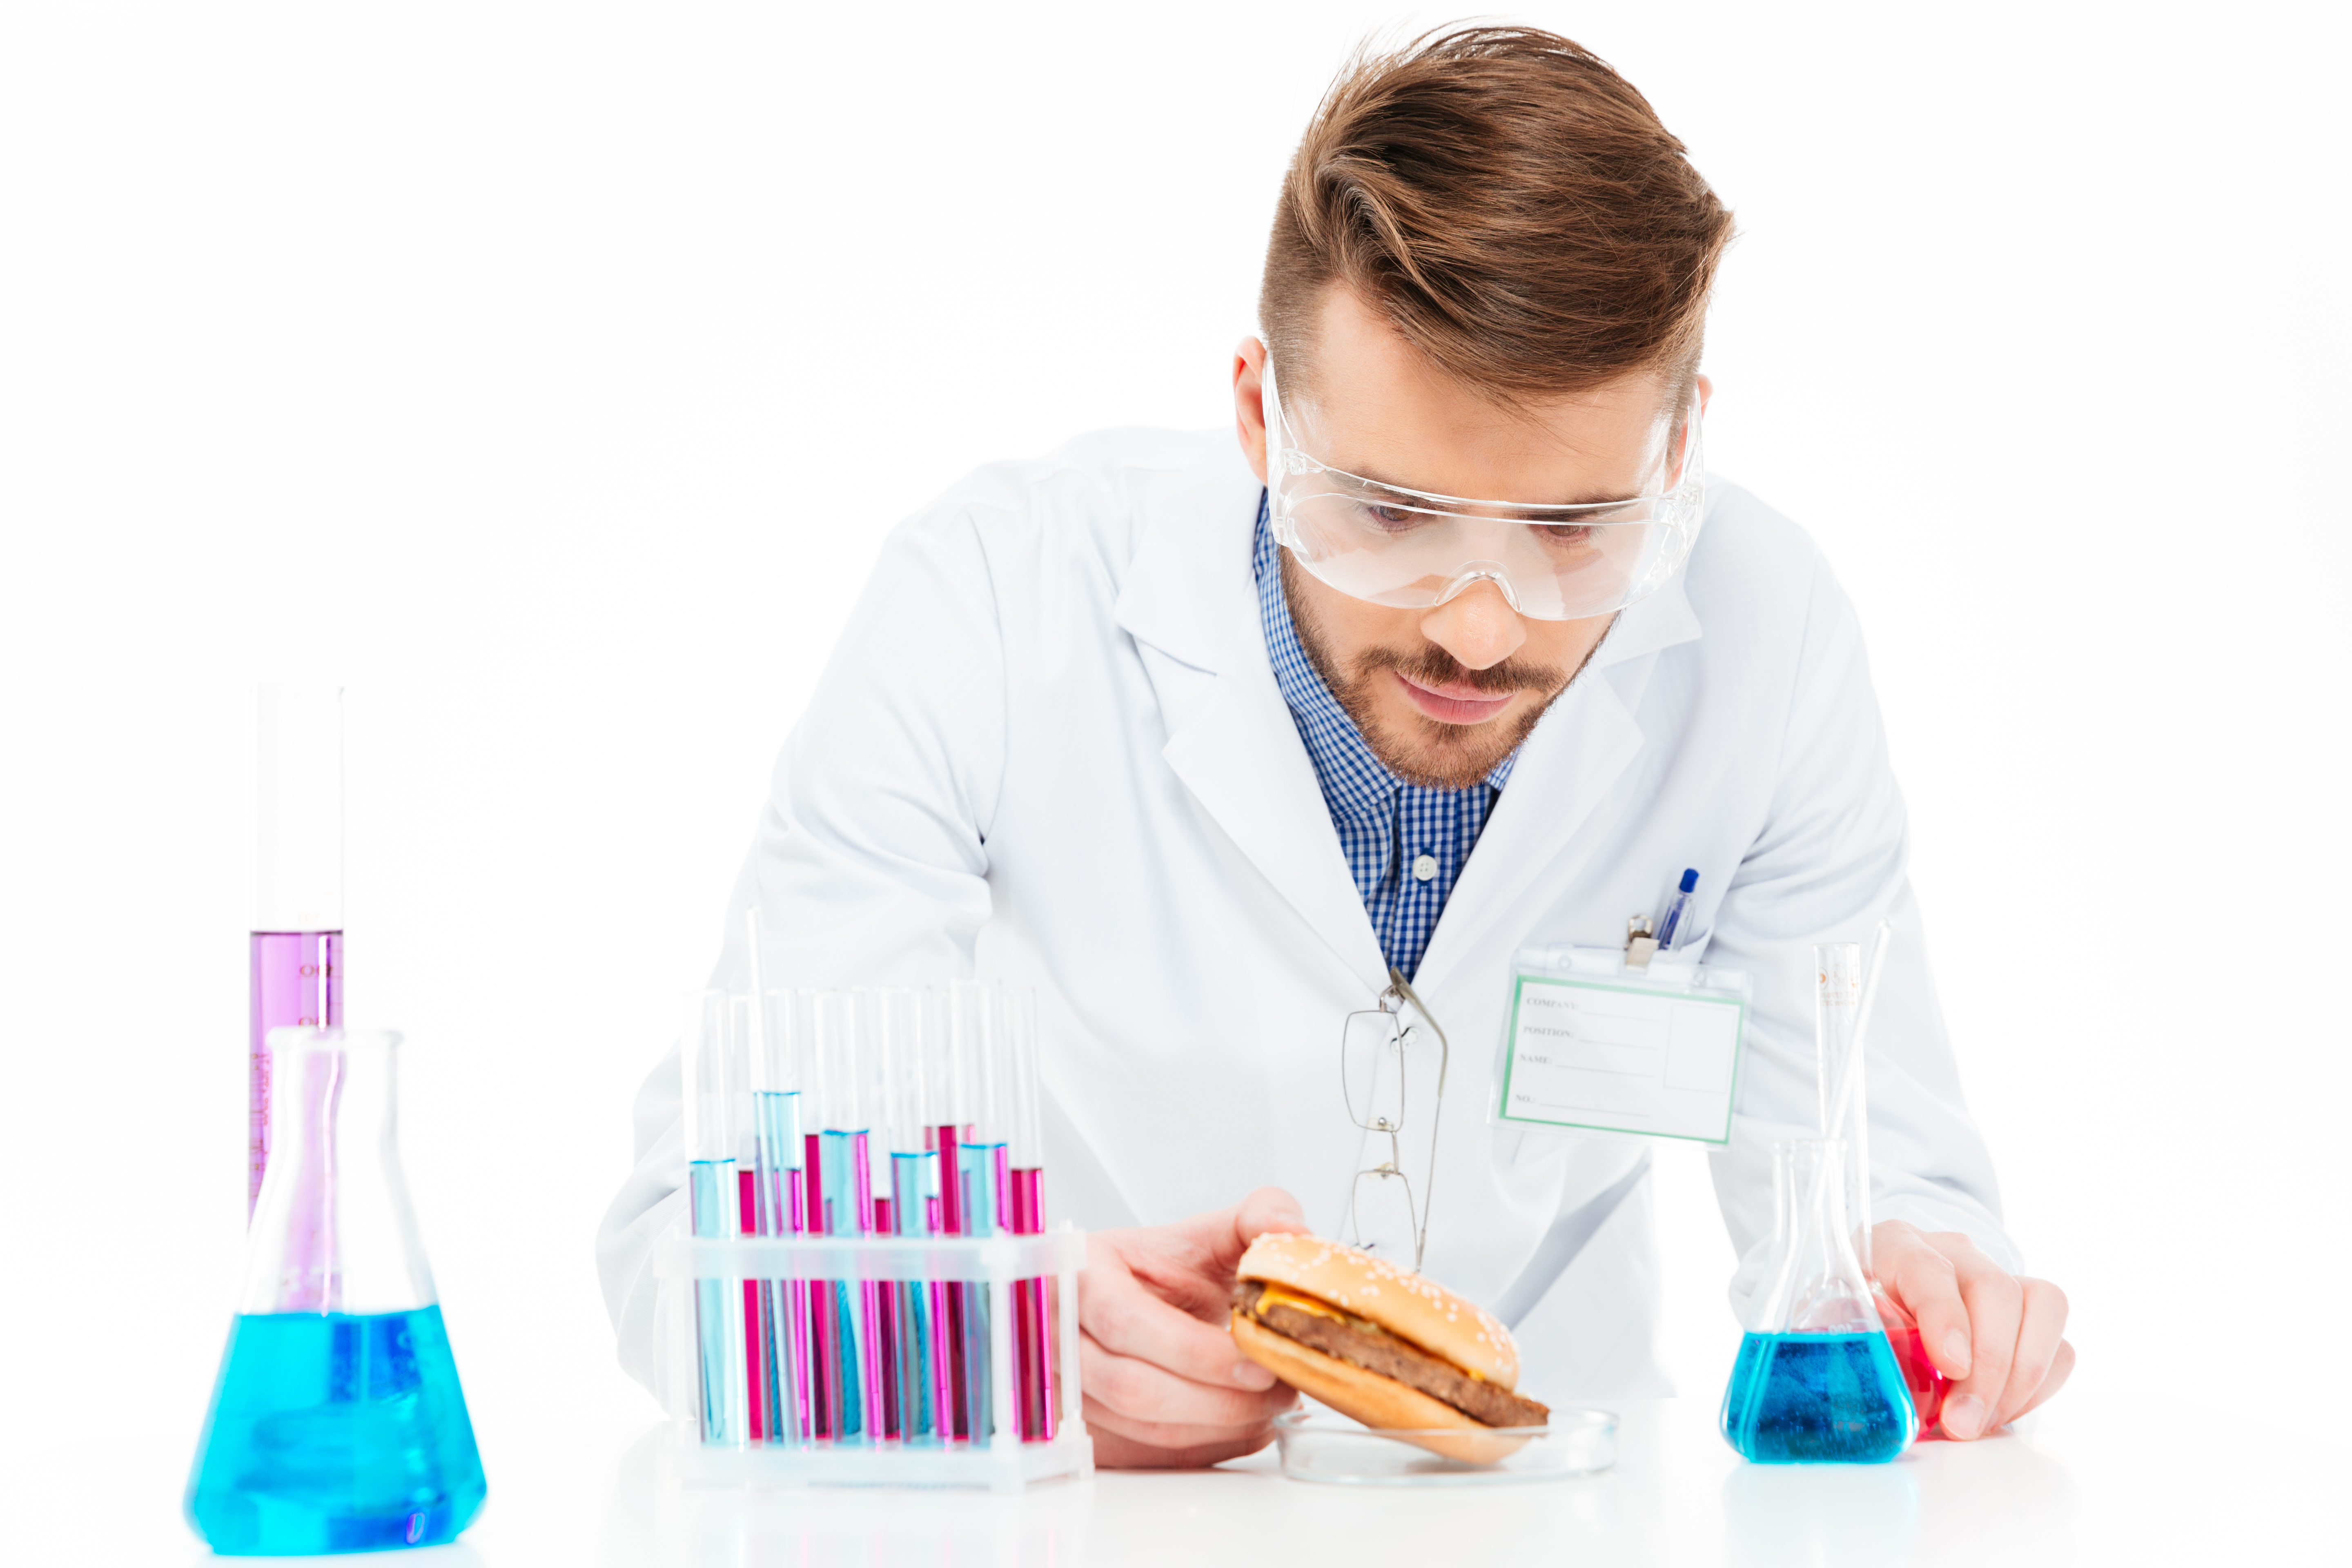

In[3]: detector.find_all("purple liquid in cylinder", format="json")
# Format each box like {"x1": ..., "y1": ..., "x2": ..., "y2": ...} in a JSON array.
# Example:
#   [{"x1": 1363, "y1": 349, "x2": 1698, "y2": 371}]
[{"x1": 249, "y1": 932, "x2": 342, "y2": 1217}]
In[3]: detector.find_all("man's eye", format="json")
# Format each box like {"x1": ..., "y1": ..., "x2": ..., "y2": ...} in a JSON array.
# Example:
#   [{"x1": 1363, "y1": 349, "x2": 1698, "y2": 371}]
[
  {"x1": 1360, "y1": 503, "x2": 1423, "y2": 534},
  {"x1": 1534, "y1": 523, "x2": 1596, "y2": 548}
]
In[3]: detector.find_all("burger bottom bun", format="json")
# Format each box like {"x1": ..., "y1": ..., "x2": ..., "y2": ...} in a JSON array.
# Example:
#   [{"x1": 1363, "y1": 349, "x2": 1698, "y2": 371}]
[{"x1": 1230, "y1": 1314, "x2": 1531, "y2": 1466}]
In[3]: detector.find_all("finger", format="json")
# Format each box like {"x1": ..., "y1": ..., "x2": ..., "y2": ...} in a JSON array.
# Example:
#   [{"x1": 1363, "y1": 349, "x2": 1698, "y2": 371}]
[
  {"x1": 1080, "y1": 1255, "x2": 1282, "y2": 1392},
  {"x1": 1082, "y1": 1399, "x2": 1276, "y2": 1452},
  {"x1": 1086, "y1": 1412, "x2": 1280, "y2": 1470},
  {"x1": 1081, "y1": 1391, "x2": 1292, "y2": 1452},
  {"x1": 1876, "y1": 1225, "x2": 1973, "y2": 1380},
  {"x1": 1938, "y1": 1243, "x2": 2024, "y2": 1441},
  {"x1": 2005, "y1": 1339, "x2": 2075, "y2": 1424},
  {"x1": 1080, "y1": 1332, "x2": 1296, "y2": 1427},
  {"x1": 1991, "y1": 1280, "x2": 2071, "y2": 1429},
  {"x1": 1168, "y1": 1187, "x2": 1312, "y2": 1276}
]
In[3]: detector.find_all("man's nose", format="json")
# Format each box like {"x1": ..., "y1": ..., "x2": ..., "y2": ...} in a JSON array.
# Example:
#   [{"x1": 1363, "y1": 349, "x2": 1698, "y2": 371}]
[{"x1": 1419, "y1": 578, "x2": 1527, "y2": 671}]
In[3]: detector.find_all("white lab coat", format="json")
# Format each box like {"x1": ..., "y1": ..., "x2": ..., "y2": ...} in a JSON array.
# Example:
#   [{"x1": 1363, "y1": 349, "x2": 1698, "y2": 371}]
[{"x1": 596, "y1": 427, "x2": 2019, "y2": 1404}]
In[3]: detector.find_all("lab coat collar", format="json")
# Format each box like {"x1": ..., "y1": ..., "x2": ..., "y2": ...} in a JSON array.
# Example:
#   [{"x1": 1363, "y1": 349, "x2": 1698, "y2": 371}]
[
  {"x1": 1112, "y1": 443, "x2": 1264, "y2": 674},
  {"x1": 1122, "y1": 459, "x2": 1390, "y2": 989}
]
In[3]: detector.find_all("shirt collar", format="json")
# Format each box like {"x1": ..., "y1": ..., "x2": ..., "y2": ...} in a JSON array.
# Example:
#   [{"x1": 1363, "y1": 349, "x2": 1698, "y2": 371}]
[{"x1": 1252, "y1": 494, "x2": 1517, "y2": 822}]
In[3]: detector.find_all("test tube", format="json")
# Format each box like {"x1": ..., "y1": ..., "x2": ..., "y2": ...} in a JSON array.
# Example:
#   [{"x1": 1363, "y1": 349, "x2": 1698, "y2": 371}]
[
  {"x1": 799, "y1": 992, "x2": 847, "y2": 1439},
  {"x1": 250, "y1": 684, "x2": 344, "y2": 1219},
  {"x1": 952, "y1": 982, "x2": 1010, "y2": 1441},
  {"x1": 853, "y1": 989, "x2": 900, "y2": 1441},
  {"x1": 807, "y1": 991, "x2": 887, "y2": 1442},
  {"x1": 880, "y1": 987, "x2": 940, "y2": 1442},
  {"x1": 931, "y1": 982, "x2": 982, "y2": 1439},
  {"x1": 745, "y1": 985, "x2": 806, "y2": 1446},
  {"x1": 1004, "y1": 988, "x2": 1056, "y2": 1441},
  {"x1": 1813, "y1": 943, "x2": 1870, "y2": 1270},
  {"x1": 682, "y1": 990, "x2": 746, "y2": 1446}
]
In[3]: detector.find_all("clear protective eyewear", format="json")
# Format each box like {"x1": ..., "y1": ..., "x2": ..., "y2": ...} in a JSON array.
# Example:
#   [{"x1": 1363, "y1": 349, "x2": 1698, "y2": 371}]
[
  {"x1": 1338, "y1": 968, "x2": 1450, "y2": 1272},
  {"x1": 1263, "y1": 355, "x2": 1705, "y2": 621}
]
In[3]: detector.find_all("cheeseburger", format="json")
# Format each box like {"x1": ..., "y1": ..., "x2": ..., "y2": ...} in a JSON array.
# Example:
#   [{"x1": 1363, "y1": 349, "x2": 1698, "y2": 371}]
[{"x1": 1229, "y1": 1234, "x2": 1549, "y2": 1463}]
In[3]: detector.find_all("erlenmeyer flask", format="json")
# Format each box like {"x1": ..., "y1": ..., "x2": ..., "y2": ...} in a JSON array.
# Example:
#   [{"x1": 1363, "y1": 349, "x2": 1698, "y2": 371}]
[
  {"x1": 1720, "y1": 1138, "x2": 1916, "y2": 1464},
  {"x1": 187, "y1": 1028, "x2": 488, "y2": 1554}
]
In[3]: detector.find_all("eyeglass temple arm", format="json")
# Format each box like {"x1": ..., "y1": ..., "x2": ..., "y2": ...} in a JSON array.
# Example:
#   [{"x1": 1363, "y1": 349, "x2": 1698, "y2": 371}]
[{"x1": 1385, "y1": 967, "x2": 1450, "y2": 1270}]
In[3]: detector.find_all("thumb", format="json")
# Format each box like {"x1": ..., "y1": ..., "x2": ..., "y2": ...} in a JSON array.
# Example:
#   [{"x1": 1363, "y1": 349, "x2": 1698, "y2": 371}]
[{"x1": 1201, "y1": 1186, "x2": 1312, "y2": 1272}]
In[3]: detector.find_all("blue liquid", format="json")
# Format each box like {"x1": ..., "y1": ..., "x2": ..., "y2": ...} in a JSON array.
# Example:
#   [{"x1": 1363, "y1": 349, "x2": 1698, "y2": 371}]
[
  {"x1": 186, "y1": 1305, "x2": 486, "y2": 1555},
  {"x1": 1720, "y1": 1331, "x2": 1915, "y2": 1464},
  {"x1": 687, "y1": 1160, "x2": 745, "y2": 1443}
]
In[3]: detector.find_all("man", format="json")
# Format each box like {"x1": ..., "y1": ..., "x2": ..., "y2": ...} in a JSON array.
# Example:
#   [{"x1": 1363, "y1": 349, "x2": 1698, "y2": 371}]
[{"x1": 599, "y1": 27, "x2": 2071, "y2": 1466}]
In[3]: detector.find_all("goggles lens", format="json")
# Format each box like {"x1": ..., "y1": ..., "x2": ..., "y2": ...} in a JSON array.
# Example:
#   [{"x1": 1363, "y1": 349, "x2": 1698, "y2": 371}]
[{"x1": 1265, "y1": 363, "x2": 1704, "y2": 621}]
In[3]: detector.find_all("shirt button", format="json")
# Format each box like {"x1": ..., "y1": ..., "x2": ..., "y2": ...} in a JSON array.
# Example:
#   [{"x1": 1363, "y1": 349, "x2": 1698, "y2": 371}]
[{"x1": 1412, "y1": 853, "x2": 1438, "y2": 882}]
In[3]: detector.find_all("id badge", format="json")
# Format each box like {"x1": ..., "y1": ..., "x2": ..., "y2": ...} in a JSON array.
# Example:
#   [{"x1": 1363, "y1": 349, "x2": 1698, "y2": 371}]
[{"x1": 1490, "y1": 946, "x2": 1751, "y2": 1147}]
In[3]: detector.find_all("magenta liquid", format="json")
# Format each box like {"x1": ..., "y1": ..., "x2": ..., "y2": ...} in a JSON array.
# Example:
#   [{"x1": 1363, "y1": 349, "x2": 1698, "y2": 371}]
[
  {"x1": 249, "y1": 931, "x2": 342, "y2": 1216},
  {"x1": 1011, "y1": 1167, "x2": 1055, "y2": 1441}
]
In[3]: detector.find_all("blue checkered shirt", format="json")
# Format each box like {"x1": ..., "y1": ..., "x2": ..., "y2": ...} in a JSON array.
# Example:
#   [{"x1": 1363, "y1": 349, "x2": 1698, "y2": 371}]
[{"x1": 1253, "y1": 496, "x2": 1517, "y2": 981}]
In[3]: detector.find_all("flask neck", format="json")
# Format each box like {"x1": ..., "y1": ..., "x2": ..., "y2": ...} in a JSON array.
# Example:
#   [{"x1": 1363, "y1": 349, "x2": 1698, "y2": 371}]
[
  {"x1": 1752, "y1": 1137, "x2": 1882, "y2": 1336},
  {"x1": 241, "y1": 1029, "x2": 437, "y2": 1316}
]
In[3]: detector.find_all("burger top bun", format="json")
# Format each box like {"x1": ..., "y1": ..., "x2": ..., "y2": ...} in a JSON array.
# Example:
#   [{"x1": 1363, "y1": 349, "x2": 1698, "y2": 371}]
[{"x1": 1236, "y1": 1233, "x2": 1519, "y2": 1390}]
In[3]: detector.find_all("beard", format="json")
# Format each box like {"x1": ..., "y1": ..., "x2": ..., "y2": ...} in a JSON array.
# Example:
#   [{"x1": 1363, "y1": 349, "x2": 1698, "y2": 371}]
[{"x1": 1281, "y1": 552, "x2": 1578, "y2": 790}]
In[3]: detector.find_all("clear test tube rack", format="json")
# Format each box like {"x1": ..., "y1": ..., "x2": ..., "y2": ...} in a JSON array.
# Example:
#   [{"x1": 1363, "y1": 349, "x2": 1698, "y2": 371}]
[{"x1": 654, "y1": 1227, "x2": 1093, "y2": 1491}]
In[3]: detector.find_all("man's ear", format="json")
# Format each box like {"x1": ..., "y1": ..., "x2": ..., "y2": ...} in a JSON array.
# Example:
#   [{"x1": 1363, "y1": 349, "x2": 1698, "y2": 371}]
[
  {"x1": 1233, "y1": 336, "x2": 1270, "y2": 484},
  {"x1": 1696, "y1": 372, "x2": 1713, "y2": 420}
]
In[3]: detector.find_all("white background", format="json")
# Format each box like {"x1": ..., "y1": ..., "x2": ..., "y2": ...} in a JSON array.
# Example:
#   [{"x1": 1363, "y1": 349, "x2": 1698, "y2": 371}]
[{"x1": 2, "y1": 0, "x2": 2343, "y2": 1558}]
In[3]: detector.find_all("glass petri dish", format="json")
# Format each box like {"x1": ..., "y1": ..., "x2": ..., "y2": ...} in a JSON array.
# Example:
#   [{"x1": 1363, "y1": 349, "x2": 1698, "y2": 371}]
[{"x1": 1272, "y1": 1407, "x2": 1617, "y2": 1487}]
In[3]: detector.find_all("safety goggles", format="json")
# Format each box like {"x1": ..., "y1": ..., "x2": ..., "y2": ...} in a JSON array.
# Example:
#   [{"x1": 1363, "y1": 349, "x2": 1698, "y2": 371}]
[{"x1": 1263, "y1": 356, "x2": 1705, "y2": 621}]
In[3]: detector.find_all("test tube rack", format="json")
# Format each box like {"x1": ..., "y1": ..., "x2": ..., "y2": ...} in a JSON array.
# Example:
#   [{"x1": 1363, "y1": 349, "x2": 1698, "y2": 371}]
[{"x1": 654, "y1": 1227, "x2": 1092, "y2": 1492}]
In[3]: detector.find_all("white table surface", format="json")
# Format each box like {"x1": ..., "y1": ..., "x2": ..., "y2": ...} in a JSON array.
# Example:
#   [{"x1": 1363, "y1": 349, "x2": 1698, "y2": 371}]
[{"x1": 59, "y1": 1389, "x2": 2322, "y2": 1566}]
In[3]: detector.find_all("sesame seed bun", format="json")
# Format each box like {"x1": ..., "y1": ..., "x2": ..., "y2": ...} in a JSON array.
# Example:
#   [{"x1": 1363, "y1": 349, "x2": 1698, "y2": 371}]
[
  {"x1": 1230, "y1": 1314, "x2": 1530, "y2": 1465},
  {"x1": 1235, "y1": 1233, "x2": 1519, "y2": 1389}
]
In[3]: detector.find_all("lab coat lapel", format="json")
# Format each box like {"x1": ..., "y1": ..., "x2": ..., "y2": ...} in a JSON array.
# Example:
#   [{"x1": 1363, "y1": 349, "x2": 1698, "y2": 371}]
[
  {"x1": 1159, "y1": 649, "x2": 1392, "y2": 990},
  {"x1": 1116, "y1": 465, "x2": 1391, "y2": 993},
  {"x1": 1410, "y1": 577, "x2": 1703, "y2": 994}
]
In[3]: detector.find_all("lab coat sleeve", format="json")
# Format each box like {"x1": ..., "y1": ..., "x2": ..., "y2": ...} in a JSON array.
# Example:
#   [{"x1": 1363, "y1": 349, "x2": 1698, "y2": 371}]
[
  {"x1": 1705, "y1": 549, "x2": 2022, "y2": 1324},
  {"x1": 595, "y1": 496, "x2": 1010, "y2": 1398}
]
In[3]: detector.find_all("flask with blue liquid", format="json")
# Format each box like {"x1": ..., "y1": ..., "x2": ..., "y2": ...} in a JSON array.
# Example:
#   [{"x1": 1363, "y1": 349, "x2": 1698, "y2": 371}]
[
  {"x1": 187, "y1": 1028, "x2": 487, "y2": 1554},
  {"x1": 1720, "y1": 1137, "x2": 1916, "y2": 1464}
]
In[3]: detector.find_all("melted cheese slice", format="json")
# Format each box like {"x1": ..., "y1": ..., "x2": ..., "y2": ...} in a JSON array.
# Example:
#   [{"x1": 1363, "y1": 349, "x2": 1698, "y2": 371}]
[{"x1": 1252, "y1": 1282, "x2": 1363, "y2": 1327}]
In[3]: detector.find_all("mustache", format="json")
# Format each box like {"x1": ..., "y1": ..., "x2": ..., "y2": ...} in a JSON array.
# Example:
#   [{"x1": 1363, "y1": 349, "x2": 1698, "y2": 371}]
[{"x1": 1352, "y1": 643, "x2": 1566, "y2": 696}]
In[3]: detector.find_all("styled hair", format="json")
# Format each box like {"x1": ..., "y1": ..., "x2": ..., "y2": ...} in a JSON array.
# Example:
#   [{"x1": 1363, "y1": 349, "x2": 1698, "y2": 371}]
[{"x1": 1261, "y1": 27, "x2": 1734, "y2": 409}]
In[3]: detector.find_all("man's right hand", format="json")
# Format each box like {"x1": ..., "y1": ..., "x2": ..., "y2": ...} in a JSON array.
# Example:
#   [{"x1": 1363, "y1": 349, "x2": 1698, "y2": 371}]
[{"x1": 1077, "y1": 1187, "x2": 1308, "y2": 1468}]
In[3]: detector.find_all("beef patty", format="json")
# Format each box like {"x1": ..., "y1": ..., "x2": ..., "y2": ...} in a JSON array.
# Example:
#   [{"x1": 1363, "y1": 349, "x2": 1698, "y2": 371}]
[{"x1": 1233, "y1": 1280, "x2": 1550, "y2": 1429}]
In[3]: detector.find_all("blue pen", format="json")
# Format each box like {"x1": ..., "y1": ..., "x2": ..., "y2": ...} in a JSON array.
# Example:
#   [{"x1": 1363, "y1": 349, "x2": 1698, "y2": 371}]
[{"x1": 1656, "y1": 869, "x2": 1699, "y2": 951}]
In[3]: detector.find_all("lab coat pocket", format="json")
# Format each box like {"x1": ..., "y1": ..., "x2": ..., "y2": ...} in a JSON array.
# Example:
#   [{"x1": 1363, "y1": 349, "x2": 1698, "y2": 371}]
[{"x1": 1646, "y1": 926, "x2": 1713, "y2": 972}]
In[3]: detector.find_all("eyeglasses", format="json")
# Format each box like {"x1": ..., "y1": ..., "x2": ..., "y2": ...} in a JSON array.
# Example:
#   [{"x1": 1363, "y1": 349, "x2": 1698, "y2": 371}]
[
  {"x1": 1263, "y1": 356, "x2": 1705, "y2": 622},
  {"x1": 1339, "y1": 968, "x2": 1450, "y2": 1272}
]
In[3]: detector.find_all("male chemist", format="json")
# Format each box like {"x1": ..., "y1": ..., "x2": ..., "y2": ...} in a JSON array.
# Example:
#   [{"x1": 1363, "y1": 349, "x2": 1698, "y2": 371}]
[{"x1": 599, "y1": 27, "x2": 2072, "y2": 1466}]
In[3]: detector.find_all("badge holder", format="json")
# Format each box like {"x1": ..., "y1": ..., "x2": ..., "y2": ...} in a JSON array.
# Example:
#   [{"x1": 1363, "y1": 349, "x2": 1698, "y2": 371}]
[{"x1": 1490, "y1": 942, "x2": 1753, "y2": 1148}]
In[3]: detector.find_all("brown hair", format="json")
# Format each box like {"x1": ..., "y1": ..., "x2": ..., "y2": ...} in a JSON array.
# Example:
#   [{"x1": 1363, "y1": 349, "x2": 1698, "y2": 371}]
[{"x1": 1261, "y1": 27, "x2": 1733, "y2": 409}]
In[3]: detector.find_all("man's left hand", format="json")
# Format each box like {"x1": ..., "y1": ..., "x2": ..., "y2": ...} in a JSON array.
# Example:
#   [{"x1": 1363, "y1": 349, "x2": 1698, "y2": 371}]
[{"x1": 1873, "y1": 1220, "x2": 2074, "y2": 1440}]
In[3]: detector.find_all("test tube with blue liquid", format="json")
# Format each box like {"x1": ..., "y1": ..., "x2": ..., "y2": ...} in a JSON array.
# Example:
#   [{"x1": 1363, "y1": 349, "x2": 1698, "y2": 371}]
[
  {"x1": 878, "y1": 986, "x2": 940, "y2": 1441},
  {"x1": 807, "y1": 990, "x2": 887, "y2": 1441},
  {"x1": 682, "y1": 991, "x2": 747, "y2": 1446},
  {"x1": 942, "y1": 981, "x2": 1008, "y2": 1441}
]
